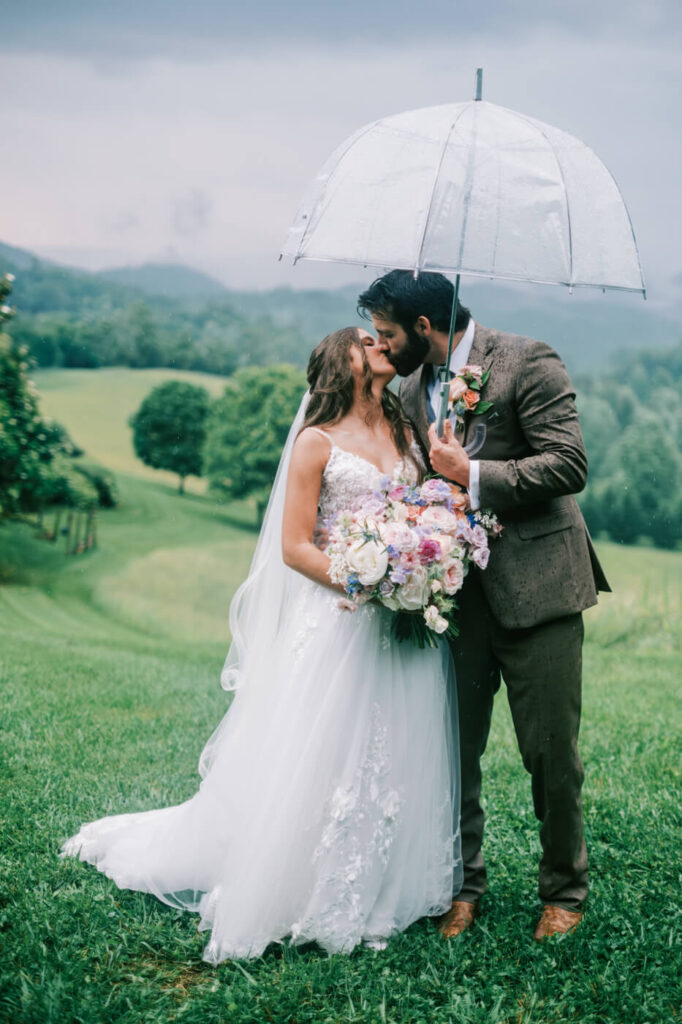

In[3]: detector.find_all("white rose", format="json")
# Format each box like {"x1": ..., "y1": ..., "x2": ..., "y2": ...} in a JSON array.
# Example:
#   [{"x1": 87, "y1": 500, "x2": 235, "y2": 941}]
[
  {"x1": 396, "y1": 567, "x2": 429, "y2": 610},
  {"x1": 424, "y1": 604, "x2": 449, "y2": 634},
  {"x1": 346, "y1": 538, "x2": 389, "y2": 586},
  {"x1": 433, "y1": 534, "x2": 453, "y2": 557}
]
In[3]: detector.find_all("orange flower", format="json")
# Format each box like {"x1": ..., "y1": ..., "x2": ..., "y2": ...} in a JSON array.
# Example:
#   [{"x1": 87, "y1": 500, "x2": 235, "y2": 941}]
[
  {"x1": 449, "y1": 486, "x2": 471, "y2": 512},
  {"x1": 462, "y1": 389, "x2": 479, "y2": 411}
]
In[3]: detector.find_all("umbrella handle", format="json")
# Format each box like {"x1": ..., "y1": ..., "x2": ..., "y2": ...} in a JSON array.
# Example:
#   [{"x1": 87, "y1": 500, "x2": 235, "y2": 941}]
[{"x1": 463, "y1": 423, "x2": 487, "y2": 457}]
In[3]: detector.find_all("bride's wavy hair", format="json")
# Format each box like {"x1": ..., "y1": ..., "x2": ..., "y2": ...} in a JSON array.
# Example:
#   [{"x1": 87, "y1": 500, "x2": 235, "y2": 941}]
[{"x1": 302, "y1": 327, "x2": 420, "y2": 475}]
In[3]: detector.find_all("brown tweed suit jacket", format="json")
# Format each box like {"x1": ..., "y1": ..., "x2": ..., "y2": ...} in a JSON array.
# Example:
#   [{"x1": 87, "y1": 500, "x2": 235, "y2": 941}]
[{"x1": 399, "y1": 322, "x2": 610, "y2": 630}]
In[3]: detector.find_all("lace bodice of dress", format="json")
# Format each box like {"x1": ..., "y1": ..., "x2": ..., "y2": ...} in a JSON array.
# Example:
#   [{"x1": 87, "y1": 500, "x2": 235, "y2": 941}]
[{"x1": 317, "y1": 435, "x2": 424, "y2": 520}]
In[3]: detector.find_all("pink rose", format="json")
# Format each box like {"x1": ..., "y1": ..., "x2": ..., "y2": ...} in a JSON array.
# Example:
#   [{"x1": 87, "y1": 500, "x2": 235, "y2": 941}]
[
  {"x1": 442, "y1": 559, "x2": 465, "y2": 595},
  {"x1": 461, "y1": 364, "x2": 483, "y2": 383},
  {"x1": 472, "y1": 546, "x2": 490, "y2": 570},
  {"x1": 454, "y1": 522, "x2": 475, "y2": 545},
  {"x1": 380, "y1": 521, "x2": 418, "y2": 552},
  {"x1": 388, "y1": 484, "x2": 407, "y2": 501},
  {"x1": 472, "y1": 525, "x2": 488, "y2": 548},
  {"x1": 420, "y1": 478, "x2": 453, "y2": 503},
  {"x1": 435, "y1": 534, "x2": 454, "y2": 557},
  {"x1": 355, "y1": 497, "x2": 387, "y2": 519},
  {"x1": 400, "y1": 550, "x2": 419, "y2": 570},
  {"x1": 420, "y1": 506, "x2": 458, "y2": 532},
  {"x1": 449, "y1": 377, "x2": 468, "y2": 402}
]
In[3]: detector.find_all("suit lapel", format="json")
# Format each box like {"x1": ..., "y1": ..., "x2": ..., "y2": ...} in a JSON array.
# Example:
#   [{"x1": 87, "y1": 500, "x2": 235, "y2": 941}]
[
  {"x1": 403, "y1": 324, "x2": 496, "y2": 453},
  {"x1": 462, "y1": 324, "x2": 496, "y2": 450},
  {"x1": 401, "y1": 364, "x2": 432, "y2": 452}
]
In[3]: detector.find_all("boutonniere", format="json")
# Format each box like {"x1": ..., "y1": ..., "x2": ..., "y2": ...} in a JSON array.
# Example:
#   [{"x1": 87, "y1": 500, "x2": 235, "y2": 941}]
[{"x1": 448, "y1": 364, "x2": 493, "y2": 416}]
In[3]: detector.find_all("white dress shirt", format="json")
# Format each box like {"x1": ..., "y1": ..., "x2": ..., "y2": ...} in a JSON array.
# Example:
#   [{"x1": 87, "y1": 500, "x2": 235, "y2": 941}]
[{"x1": 425, "y1": 318, "x2": 481, "y2": 509}]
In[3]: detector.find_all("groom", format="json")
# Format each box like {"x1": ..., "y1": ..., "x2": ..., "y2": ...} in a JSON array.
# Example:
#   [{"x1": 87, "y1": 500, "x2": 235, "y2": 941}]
[{"x1": 358, "y1": 270, "x2": 609, "y2": 940}]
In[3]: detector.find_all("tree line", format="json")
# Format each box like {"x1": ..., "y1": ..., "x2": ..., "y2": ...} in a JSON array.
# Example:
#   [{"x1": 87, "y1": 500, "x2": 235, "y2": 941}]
[
  {"x1": 5, "y1": 256, "x2": 309, "y2": 376},
  {"x1": 130, "y1": 343, "x2": 681, "y2": 549},
  {"x1": 575, "y1": 345, "x2": 681, "y2": 549},
  {"x1": 2, "y1": 263, "x2": 680, "y2": 549}
]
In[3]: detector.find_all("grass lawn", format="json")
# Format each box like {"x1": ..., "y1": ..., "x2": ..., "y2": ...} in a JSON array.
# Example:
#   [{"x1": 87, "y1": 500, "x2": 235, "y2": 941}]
[
  {"x1": 0, "y1": 369, "x2": 680, "y2": 1022},
  {"x1": 34, "y1": 367, "x2": 231, "y2": 494}
]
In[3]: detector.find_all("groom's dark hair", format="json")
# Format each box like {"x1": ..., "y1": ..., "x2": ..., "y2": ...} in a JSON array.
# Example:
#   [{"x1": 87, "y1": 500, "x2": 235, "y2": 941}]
[{"x1": 357, "y1": 270, "x2": 470, "y2": 334}]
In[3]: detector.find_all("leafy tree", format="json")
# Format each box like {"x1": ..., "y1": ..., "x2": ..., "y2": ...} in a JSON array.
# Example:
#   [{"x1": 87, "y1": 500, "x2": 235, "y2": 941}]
[
  {"x1": 576, "y1": 393, "x2": 620, "y2": 476},
  {"x1": 42, "y1": 453, "x2": 100, "y2": 509},
  {"x1": 129, "y1": 380, "x2": 210, "y2": 493},
  {"x1": 125, "y1": 302, "x2": 163, "y2": 368},
  {"x1": 0, "y1": 273, "x2": 96, "y2": 516},
  {"x1": 0, "y1": 274, "x2": 54, "y2": 515},
  {"x1": 592, "y1": 411, "x2": 682, "y2": 548},
  {"x1": 204, "y1": 365, "x2": 306, "y2": 523}
]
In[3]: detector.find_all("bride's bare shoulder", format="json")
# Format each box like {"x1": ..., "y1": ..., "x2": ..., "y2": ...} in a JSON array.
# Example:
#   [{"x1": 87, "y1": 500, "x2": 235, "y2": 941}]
[{"x1": 292, "y1": 426, "x2": 333, "y2": 464}]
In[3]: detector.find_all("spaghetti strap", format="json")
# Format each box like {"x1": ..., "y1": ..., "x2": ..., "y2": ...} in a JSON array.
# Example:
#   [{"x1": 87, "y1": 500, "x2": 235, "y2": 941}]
[{"x1": 307, "y1": 426, "x2": 334, "y2": 443}]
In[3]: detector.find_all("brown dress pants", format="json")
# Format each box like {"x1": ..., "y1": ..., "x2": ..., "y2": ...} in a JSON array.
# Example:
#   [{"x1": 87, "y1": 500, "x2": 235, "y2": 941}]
[{"x1": 449, "y1": 572, "x2": 589, "y2": 911}]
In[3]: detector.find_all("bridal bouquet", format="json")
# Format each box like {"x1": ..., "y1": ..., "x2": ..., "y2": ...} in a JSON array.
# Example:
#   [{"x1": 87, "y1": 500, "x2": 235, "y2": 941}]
[{"x1": 326, "y1": 476, "x2": 501, "y2": 647}]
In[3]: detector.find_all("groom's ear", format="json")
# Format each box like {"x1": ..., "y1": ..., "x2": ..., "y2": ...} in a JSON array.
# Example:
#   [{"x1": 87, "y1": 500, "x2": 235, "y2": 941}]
[{"x1": 415, "y1": 316, "x2": 432, "y2": 336}]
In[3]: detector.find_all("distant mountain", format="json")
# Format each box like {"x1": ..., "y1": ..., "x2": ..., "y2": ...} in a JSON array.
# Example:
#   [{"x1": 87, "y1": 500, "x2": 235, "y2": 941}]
[
  {"x1": 228, "y1": 280, "x2": 682, "y2": 374},
  {"x1": 2, "y1": 239, "x2": 680, "y2": 374},
  {"x1": 0, "y1": 239, "x2": 157, "y2": 315},
  {"x1": 0, "y1": 240, "x2": 56, "y2": 271},
  {"x1": 99, "y1": 263, "x2": 228, "y2": 301}
]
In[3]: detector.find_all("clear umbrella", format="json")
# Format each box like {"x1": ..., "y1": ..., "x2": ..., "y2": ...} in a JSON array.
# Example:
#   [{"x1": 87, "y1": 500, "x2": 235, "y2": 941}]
[{"x1": 281, "y1": 70, "x2": 645, "y2": 433}]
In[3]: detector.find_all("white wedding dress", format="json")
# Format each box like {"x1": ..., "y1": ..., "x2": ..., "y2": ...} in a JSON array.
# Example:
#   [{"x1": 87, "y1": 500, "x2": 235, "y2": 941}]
[{"x1": 61, "y1": 412, "x2": 461, "y2": 963}]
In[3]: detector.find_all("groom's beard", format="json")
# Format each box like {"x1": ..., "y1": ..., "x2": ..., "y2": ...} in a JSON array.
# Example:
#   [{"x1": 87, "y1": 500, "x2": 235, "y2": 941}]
[{"x1": 388, "y1": 328, "x2": 430, "y2": 377}]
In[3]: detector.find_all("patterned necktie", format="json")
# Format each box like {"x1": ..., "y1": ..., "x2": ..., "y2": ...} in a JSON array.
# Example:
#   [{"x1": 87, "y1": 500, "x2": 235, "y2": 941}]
[
  {"x1": 428, "y1": 368, "x2": 467, "y2": 440},
  {"x1": 428, "y1": 368, "x2": 457, "y2": 426}
]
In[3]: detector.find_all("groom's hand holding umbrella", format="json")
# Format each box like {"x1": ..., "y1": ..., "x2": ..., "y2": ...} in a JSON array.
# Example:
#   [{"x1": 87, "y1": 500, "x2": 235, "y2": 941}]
[{"x1": 428, "y1": 421, "x2": 470, "y2": 490}]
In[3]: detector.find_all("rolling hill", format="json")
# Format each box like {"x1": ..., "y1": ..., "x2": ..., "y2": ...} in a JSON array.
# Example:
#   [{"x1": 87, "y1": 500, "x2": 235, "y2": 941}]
[{"x1": 2, "y1": 239, "x2": 681, "y2": 373}]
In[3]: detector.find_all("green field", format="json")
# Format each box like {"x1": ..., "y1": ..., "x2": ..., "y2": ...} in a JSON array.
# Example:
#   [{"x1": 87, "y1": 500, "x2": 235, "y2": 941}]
[
  {"x1": 0, "y1": 369, "x2": 680, "y2": 1023},
  {"x1": 34, "y1": 367, "x2": 231, "y2": 494}
]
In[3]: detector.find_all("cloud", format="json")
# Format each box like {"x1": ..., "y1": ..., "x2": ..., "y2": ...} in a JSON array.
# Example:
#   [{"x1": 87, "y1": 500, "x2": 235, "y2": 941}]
[
  {"x1": 1, "y1": 0, "x2": 680, "y2": 61},
  {"x1": 172, "y1": 190, "x2": 213, "y2": 238},
  {"x1": 0, "y1": 26, "x2": 679, "y2": 297}
]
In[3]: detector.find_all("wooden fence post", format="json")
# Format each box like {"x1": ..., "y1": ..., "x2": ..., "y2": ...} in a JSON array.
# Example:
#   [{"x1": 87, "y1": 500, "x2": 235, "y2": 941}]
[{"x1": 65, "y1": 510, "x2": 73, "y2": 554}]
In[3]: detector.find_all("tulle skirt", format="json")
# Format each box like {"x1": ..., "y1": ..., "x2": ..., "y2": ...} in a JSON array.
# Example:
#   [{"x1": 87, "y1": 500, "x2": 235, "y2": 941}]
[{"x1": 61, "y1": 582, "x2": 461, "y2": 962}]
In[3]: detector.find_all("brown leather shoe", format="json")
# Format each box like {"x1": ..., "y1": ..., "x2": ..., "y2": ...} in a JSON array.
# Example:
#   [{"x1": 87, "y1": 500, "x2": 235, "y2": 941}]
[
  {"x1": 533, "y1": 905, "x2": 583, "y2": 940},
  {"x1": 438, "y1": 900, "x2": 478, "y2": 938}
]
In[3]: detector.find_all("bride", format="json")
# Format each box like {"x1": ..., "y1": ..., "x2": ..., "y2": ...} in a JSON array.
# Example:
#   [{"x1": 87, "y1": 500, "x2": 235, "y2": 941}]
[{"x1": 61, "y1": 326, "x2": 461, "y2": 962}]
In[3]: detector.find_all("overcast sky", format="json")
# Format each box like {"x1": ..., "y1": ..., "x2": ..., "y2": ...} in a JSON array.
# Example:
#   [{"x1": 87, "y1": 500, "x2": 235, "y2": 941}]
[{"x1": 2, "y1": 1, "x2": 681, "y2": 304}]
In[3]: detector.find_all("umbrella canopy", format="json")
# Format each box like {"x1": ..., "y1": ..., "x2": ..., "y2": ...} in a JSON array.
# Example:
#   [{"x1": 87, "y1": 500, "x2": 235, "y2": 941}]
[{"x1": 281, "y1": 98, "x2": 645, "y2": 296}]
